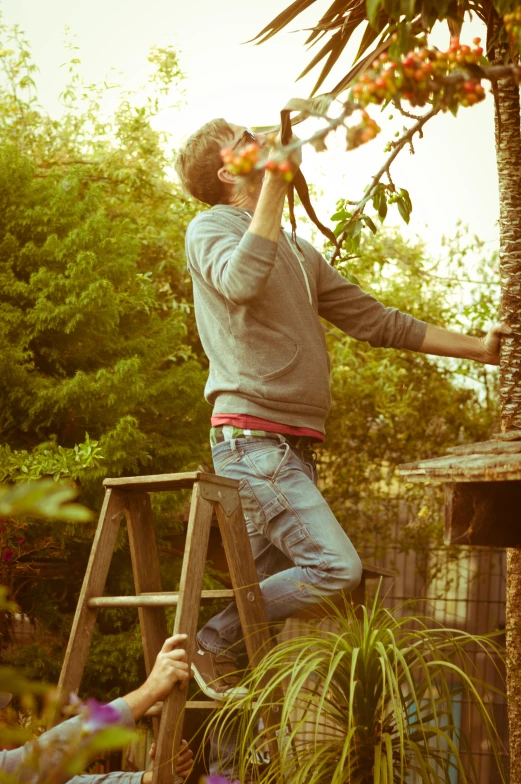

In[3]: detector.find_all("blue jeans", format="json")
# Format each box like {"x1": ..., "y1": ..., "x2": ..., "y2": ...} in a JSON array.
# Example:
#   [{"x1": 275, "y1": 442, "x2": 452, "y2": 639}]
[{"x1": 197, "y1": 435, "x2": 363, "y2": 659}]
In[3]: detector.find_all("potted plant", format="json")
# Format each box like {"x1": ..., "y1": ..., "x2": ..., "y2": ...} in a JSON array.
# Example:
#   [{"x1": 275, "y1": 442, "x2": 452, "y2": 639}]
[{"x1": 204, "y1": 591, "x2": 506, "y2": 783}]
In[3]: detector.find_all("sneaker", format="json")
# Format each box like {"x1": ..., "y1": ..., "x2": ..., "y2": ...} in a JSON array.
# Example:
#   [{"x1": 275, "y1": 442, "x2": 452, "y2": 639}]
[{"x1": 191, "y1": 647, "x2": 248, "y2": 701}]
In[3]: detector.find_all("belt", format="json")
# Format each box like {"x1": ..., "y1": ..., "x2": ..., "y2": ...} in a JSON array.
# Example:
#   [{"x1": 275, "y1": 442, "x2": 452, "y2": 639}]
[{"x1": 210, "y1": 425, "x2": 318, "y2": 450}]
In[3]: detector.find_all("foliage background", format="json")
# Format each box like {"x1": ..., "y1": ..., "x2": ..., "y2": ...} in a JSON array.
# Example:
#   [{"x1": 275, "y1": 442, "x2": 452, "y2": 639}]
[{"x1": 0, "y1": 23, "x2": 500, "y2": 699}]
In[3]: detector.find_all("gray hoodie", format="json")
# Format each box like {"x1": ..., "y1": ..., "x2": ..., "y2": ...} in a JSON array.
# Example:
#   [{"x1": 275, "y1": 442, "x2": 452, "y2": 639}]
[{"x1": 186, "y1": 204, "x2": 427, "y2": 435}]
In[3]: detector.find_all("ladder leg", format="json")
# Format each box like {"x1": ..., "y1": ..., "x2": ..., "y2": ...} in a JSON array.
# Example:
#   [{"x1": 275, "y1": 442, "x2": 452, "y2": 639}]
[
  {"x1": 126, "y1": 492, "x2": 169, "y2": 738},
  {"x1": 125, "y1": 492, "x2": 169, "y2": 667},
  {"x1": 152, "y1": 482, "x2": 214, "y2": 784},
  {"x1": 215, "y1": 498, "x2": 280, "y2": 765},
  {"x1": 214, "y1": 503, "x2": 272, "y2": 666},
  {"x1": 53, "y1": 489, "x2": 127, "y2": 723}
]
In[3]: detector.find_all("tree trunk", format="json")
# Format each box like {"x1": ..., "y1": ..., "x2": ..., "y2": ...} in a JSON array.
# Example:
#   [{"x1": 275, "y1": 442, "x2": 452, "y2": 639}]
[{"x1": 493, "y1": 43, "x2": 521, "y2": 784}]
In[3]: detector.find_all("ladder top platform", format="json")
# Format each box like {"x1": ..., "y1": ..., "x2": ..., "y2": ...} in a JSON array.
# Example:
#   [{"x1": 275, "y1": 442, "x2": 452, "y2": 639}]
[{"x1": 103, "y1": 471, "x2": 240, "y2": 492}]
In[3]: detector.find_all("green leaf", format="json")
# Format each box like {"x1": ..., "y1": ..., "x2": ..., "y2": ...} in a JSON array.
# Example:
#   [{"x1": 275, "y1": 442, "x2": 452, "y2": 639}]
[
  {"x1": 0, "y1": 480, "x2": 93, "y2": 522},
  {"x1": 352, "y1": 220, "x2": 363, "y2": 238},
  {"x1": 362, "y1": 215, "x2": 377, "y2": 234},
  {"x1": 367, "y1": 0, "x2": 382, "y2": 28},
  {"x1": 398, "y1": 187, "x2": 412, "y2": 213},
  {"x1": 337, "y1": 264, "x2": 362, "y2": 286},
  {"x1": 397, "y1": 199, "x2": 410, "y2": 224}
]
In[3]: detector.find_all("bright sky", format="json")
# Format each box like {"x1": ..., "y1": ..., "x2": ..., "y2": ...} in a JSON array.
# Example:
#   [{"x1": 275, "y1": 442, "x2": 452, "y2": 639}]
[{"x1": 1, "y1": 0, "x2": 500, "y2": 258}]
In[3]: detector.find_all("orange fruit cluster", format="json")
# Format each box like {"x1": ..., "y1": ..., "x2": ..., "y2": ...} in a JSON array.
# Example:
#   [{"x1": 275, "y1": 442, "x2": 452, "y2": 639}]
[
  {"x1": 346, "y1": 111, "x2": 381, "y2": 150},
  {"x1": 351, "y1": 37, "x2": 486, "y2": 111},
  {"x1": 504, "y1": 7, "x2": 521, "y2": 49},
  {"x1": 220, "y1": 143, "x2": 295, "y2": 181},
  {"x1": 220, "y1": 143, "x2": 260, "y2": 175}
]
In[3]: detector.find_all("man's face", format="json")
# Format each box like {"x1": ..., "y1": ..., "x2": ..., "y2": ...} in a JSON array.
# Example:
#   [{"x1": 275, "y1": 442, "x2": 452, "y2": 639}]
[
  {"x1": 220, "y1": 124, "x2": 268, "y2": 200},
  {"x1": 227, "y1": 124, "x2": 267, "y2": 154}
]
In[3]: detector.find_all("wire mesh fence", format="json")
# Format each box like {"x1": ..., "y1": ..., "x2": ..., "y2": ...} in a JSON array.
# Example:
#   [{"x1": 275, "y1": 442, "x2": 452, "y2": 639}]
[
  {"x1": 367, "y1": 535, "x2": 508, "y2": 783},
  {"x1": 279, "y1": 517, "x2": 508, "y2": 782}
]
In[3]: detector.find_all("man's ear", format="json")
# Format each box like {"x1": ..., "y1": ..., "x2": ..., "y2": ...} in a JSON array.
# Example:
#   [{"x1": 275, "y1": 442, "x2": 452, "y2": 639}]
[{"x1": 217, "y1": 165, "x2": 235, "y2": 187}]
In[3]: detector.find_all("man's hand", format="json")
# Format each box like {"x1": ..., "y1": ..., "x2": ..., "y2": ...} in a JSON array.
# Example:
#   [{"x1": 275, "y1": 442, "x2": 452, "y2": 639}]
[
  {"x1": 142, "y1": 739, "x2": 193, "y2": 783},
  {"x1": 123, "y1": 634, "x2": 189, "y2": 720},
  {"x1": 144, "y1": 634, "x2": 190, "y2": 702},
  {"x1": 478, "y1": 322, "x2": 513, "y2": 365},
  {"x1": 248, "y1": 133, "x2": 303, "y2": 243},
  {"x1": 265, "y1": 132, "x2": 302, "y2": 181}
]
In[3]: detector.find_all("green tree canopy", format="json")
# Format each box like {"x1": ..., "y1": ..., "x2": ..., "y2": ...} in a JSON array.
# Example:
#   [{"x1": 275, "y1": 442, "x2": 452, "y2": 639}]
[{"x1": 0, "y1": 26, "x2": 211, "y2": 698}]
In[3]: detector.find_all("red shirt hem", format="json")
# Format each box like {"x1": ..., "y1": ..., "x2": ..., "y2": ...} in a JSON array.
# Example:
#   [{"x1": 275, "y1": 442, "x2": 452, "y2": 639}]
[{"x1": 211, "y1": 414, "x2": 324, "y2": 442}]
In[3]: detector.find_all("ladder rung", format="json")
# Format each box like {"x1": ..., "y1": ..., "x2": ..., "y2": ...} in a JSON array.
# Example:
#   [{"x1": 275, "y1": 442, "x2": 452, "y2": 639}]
[
  {"x1": 144, "y1": 700, "x2": 219, "y2": 716},
  {"x1": 103, "y1": 471, "x2": 239, "y2": 492},
  {"x1": 87, "y1": 590, "x2": 234, "y2": 608}
]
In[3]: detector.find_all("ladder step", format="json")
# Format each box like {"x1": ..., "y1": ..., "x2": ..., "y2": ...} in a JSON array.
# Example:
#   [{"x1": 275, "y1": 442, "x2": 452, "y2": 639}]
[
  {"x1": 87, "y1": 590, "x2": 234, "y2": 608},
  {"x1": 103, "y1": 471, "x2": 239, "y2": 493},
  {"x1": 144, "y1": 700, "x2": 219, "y2": 716}
]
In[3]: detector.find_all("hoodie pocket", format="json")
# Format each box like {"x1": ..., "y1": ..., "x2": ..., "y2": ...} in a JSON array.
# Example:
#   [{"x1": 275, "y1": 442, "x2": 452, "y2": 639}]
[{"x1": 261, "y1": 345, "x2": 300, "y2": 381}]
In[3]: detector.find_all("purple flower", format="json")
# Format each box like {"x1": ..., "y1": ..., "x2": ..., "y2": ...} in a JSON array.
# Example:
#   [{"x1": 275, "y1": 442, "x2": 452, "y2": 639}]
[
  {"x1": 206, "y1": 777, "x2": 241, "y2": 784},
  {"x1": 82, "y1": 698, "x2": 122, "y2": 733},
  {"x1": 17, "y1": 537, "x2": 25, "y2": 544},
  {"x1": 2, "y1": 549, "x2": 14, "y2": 563}
]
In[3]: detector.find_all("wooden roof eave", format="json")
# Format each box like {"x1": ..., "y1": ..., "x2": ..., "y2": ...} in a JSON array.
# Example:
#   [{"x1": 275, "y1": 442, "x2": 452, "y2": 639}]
[{"x1": 399, "y1": 431, "x2": 521, "y2": 483}]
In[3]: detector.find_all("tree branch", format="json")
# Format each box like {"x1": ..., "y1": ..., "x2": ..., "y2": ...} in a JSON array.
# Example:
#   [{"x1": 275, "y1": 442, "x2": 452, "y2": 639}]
[{"x1": 331, "y1": 106, "x2": 439, "y2": 264}]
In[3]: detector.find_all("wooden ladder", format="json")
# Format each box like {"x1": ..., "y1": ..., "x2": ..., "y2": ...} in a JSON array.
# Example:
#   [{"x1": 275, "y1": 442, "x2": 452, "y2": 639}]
[{"x1": 55, "y1": 471, "x2": 274, "y2": 784}]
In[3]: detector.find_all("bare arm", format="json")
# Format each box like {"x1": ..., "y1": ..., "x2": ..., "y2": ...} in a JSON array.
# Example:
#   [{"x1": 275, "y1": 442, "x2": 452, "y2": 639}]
[
  {"x1": 247, "y1": 173, "x2": 287, "y2": 242},
  {"x1": 248, "y1": 135, "x2": 301, "y2": 242},
  {"x1": 419, "y1": 322, "x2": 512, "y2": 364}
]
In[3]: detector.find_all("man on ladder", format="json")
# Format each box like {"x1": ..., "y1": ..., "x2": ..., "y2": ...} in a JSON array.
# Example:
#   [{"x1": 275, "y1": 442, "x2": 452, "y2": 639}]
[{"x1": 174, "y1": 118, "x2": 509, "y2": 700}]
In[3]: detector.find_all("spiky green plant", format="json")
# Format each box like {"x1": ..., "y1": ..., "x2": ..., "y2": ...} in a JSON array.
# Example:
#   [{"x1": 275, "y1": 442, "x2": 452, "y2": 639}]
[{"x1": 205, "y1": 592, "x2": 506, "y2": 784}]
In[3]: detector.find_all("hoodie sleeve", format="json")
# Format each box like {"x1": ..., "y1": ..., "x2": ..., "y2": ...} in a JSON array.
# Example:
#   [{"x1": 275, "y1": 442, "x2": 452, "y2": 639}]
[
  {"x1": 68, "y1": 773, "x2": 144, "y2": 783},
  {"x1": 312, "y1": 246, "x2": 427, "y2": 350},
  {"x1": 185, "y1": 212, "x2": 279, "y2": 305},
  {"x1": 0, "y1": 699, "x2": 137, "y2": 784}
]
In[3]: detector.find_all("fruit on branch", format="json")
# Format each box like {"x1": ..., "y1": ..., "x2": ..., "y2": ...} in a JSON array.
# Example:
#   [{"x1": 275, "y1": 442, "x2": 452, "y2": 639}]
[
  {"x1": 220, "y1": 142, "x2": 260, "y2": 175},
  {"x1": 220, "y1": 141, "x2": 295, "y2": 181},
  {"x1": 504, "y1": 7, "x2": 521, "y2": 53},
  {"x1": 276, "y1": 160, "x2": 294, "y2": 182},
  {"x1": 350, "y1": 37, "x2": 486, "y2": 113},
  {"x1": 346, "y1": 111, "x2": 381, "y2": 150}
]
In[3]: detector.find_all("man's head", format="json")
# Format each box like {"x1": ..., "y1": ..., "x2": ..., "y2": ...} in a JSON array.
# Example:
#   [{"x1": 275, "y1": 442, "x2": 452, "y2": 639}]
[{"x1": 174, "y1": 119, "x2": 265, "y2": 207}]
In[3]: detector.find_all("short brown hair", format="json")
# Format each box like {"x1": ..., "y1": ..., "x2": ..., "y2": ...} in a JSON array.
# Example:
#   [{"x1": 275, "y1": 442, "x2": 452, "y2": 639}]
[{"x1": 174, "y1": 118, "x2": 234, "y2": 206}]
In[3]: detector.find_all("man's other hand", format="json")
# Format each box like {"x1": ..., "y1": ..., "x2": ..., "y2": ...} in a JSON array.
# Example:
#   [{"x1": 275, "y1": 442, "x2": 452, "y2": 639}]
[
  {"x1": 145, "y1": 634, "x2": 190, "y2": 702},
  {"x1": 142, "y1": 739, "x2": 193, "y2": 783},
  {"x1": 479, "y1": 322, "x2": 513, "y2": 365}
]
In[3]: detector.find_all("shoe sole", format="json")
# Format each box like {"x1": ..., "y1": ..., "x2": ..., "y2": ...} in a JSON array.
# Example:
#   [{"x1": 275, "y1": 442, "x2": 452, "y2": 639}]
[{"x1": 191, "y1": 663, "x2": 249, "y2": 701}]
